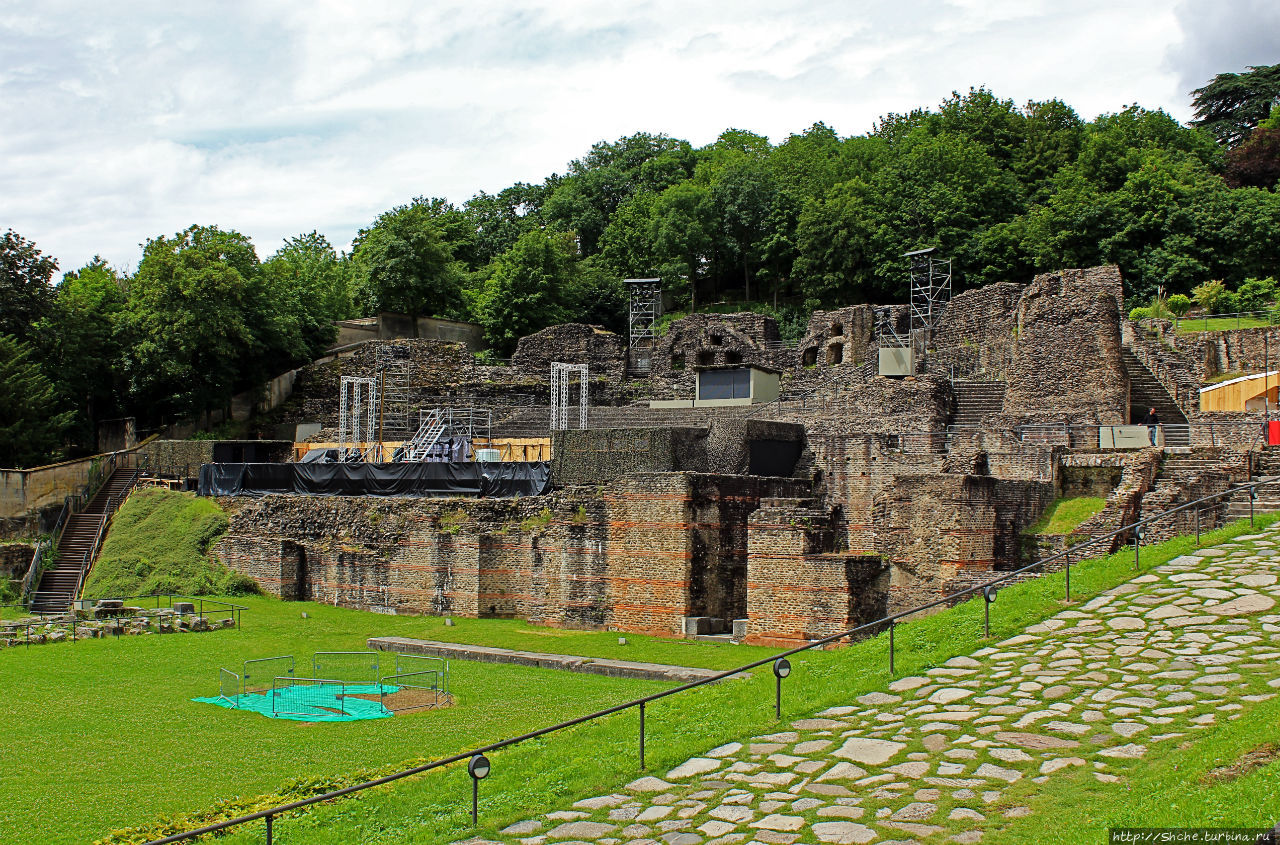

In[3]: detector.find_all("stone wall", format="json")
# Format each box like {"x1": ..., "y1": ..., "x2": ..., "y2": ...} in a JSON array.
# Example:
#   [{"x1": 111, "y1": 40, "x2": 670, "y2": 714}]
[
  {"x1": 1001, "y1": 265, "x2": 1128, "y2": 426},
  {"x1": 214, "y1": 472, "x2": 813, "y2": 637},
  {"x1": 512, "y1": 324, "x2": 626, "y2": 382},
  {"x1": 648, "y1": 314, "x2": 785, "y2": 396},
  {"x1": 550, "y1": 420, "x2": 806, "y2": 484},
  {"x1": 929, "y1": 283, "x2": 1022, "y2": 379},
  {"x1": 1172, "y1": 324, "x2": 1280, "y2": 381},
  {"x1": 745, "y1": 502, "x2": 888, "y2": 646}
]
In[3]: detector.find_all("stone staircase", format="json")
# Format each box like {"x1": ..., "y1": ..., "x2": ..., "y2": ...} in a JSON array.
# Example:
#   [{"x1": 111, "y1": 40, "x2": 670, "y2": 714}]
[
  {"x1": 1121, "y1": 348, "x2": 1189, "y2": 446},
  {"x1": 30, "y1": 469, "x2": 137, "y2": 613},
  {"x1": 1225, "y1": 447, "x2": 1280, "y2": 520},
  {"x1": 950, "y1": 381, "x2": 1006, "y2": 429}
]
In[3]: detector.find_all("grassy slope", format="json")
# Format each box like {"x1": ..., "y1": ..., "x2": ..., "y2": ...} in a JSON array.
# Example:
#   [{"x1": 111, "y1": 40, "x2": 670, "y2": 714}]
[
  {"x1": 1176, "y1": 315, "x2": 1275, "y2": 333},
  {"x1": 2, "y1": 595, "x2": 781, "y2": 845},
  {"x1": 204, "y1": 514, "x2": 1280, "y2": 845},
  {"x1": 1029, "y1": 496, "x2": 1106, "y2": 535},
  {"x1": 82, "y1": 488, "x2": 256, "y2": 597}
]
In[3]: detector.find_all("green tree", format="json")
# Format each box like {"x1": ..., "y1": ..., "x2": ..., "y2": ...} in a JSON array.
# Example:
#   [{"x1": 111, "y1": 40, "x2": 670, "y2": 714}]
[
  {"x1": 351, "y1": 199, "x2": 468, "y2": 326},
  {"x1": 1192, "y1": 279, "x2": 1228, "y2": 313},
  {"x1": 1191, "y1": 62, "x2": 1280, "y2": 148},
  {"x1": 1167, "y1": 293, "x2": 1192, "y2": 317},
  {"x1": 40, "y1": 258, "x2": 127, "y2": 452},
  {"x1": 464, "y1": 183, "x2": 549, "y2": 267},
  {"x1": 0, "y1": 229, "x2": 58, "y2": 342},
  {"x1": 712, "y1": 159, "x2": 778, "y2": 301},
  {"x1": 260, "y1": 232, "x2": 348, "y2": 357},
  {"x1": 118, "y1": 225, "x2": 263, "y2": 422},
  {"x1": 543, "y1": 133, "x2": 696, "y2": 254},
  {"x1": 650, "y1": 181, "x2": 716, "y2": 311},
  {"x1": 474, "y1": 230, "x2": 580, "y2": 354},
  {"x1": 0, "y1": 334, "x2": 72, "y2": 467}
]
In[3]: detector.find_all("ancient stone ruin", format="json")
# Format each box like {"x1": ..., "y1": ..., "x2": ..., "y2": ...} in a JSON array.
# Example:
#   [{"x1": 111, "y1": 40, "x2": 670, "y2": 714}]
[{"x1": 198, "y1": 264, "x2": 1271, "y2": 646}]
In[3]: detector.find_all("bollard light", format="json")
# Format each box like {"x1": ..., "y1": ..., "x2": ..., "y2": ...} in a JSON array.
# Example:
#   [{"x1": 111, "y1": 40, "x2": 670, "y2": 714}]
[
  {"x1": 468, "y1": 754, "x2": 490, "y2": 826},
  {"x1": 772, "y1": 657, "x2": 791, "y2": 719},
  {"x1": 982, "y1": 585, "x2": 997, "y2": 638}
]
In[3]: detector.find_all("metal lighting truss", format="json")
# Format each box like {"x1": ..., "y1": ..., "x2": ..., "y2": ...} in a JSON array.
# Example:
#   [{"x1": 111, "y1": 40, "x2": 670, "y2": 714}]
[{"x1": 550, "y1": 363, "x2": 589, "y2": 431}]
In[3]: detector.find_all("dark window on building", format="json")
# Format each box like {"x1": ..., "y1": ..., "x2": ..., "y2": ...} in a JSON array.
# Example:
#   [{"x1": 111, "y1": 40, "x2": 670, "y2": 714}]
[
  {"x1": 801, "y1": 347, "x2": 818, "y2": 366},
  {"x1": 826, "y1": 343, "x2": 844, "y2": 365},
  {"x1": 709, "y1": 334, "x2": 723, "y2": 346},
  {"x1": 830, "y1": 323, "x2": 843, "y2": 337},
  {"x1": 671, "y1": 352, "x2": 685, "y2": 371},
  {"x1": 698, "y1": 368, "x2": 752, "y2": 400},
  {"x1": 725, "y1": 350, "x2": 742, "y2": 365},
  {"x1": 697, "y1": 350, "x2": 715, "y2": 366}
]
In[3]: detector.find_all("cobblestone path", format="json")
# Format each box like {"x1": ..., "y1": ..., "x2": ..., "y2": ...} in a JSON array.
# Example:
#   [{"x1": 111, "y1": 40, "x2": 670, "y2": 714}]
[{"x1": 478, "y1": 528, "x2": 1280, "y2": 845}]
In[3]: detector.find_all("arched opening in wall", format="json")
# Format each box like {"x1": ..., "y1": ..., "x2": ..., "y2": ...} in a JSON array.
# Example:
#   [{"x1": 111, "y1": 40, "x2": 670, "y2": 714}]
[
  {"x1": 709, "y1": 334, "x2": 723, "y2": 346},
  {"x1": 281, "y1": 540, "x2": 308, "y2": 602},
  {"x1": 725, "y1": 350, "x2": 742, "y2": 365},
  {"x1": 671, "y1": 352, "x2": 685, "y2": 371},
  {"x1": 697, "y1": 350, "x2": 715, "y2": 366},
  {"x1": 830, "y1": 323, "x2": 843, "y2": 337},
  {"x1": 801, "y1": 347, "x2": 818, "y2": 367},
  {"x1": 827, "y1": 343, "x2": 844, "y2": 365}
]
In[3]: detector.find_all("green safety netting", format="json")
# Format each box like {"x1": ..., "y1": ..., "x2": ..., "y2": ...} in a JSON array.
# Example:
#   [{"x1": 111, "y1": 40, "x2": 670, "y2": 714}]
[{"x1": 194, "y1": 684, "x2": 397, "y2": 722}]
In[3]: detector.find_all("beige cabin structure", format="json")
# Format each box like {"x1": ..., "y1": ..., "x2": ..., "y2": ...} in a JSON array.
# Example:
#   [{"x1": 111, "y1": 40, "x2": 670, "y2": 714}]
[{"x1": 1199, "y1": 371, "x2": 1280, "y2": 413}]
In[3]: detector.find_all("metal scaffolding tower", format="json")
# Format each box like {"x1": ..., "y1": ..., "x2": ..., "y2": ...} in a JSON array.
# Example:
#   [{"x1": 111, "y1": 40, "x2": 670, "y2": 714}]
[
  {"x1": 550, "y1": 363, "x2": 589, "y2": 431},
  {"x1": 906, "y1": 247, "x2": 951, "y2": 335},
  {"x1": 374, "y1": 346, "x2": 412, "y2": 441},
  {"x1": 625, "y1": 278, "x2": 662, "y2": 373},
  {"x1": 338, "y1": 377, "x2": 377, "y2": 460}
]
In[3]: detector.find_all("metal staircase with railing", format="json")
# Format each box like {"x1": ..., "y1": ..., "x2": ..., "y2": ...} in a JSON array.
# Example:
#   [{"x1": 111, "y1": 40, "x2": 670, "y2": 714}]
[{"x1": 30, "y1": 467, "x2": 138, "y2": 614}]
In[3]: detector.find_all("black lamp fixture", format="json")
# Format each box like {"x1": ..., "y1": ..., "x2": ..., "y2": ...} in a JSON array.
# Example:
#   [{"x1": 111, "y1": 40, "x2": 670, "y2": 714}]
[
  {"x1": 772, "y1": 657, "x2": 791, "y2": 718},
  {"x1": 982, "y1": 585, "x2": 997, "y2": 638},
  {"x1": 468, "y1": 753, "x2": 491, "y2": 825}
]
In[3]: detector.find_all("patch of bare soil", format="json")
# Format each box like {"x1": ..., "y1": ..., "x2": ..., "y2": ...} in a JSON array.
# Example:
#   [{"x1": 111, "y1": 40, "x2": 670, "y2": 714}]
[
  {"x1": 1201, "y1": 743, "x2": 1279, "y2": 784},
  {"x1": 344, "y1": 690, "x2": 456, "y2": 712}
]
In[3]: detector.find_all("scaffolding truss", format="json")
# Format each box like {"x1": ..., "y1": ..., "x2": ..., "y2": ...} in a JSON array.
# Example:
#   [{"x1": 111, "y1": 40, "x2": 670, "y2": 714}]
[
  {"x1": 550, "y1": 363, "x2": 588, "y2": 431},
  {"x1": 906, "y1": 247, "x2": 951, "y2": 335},
  {"x1": 375, "y1": 346, "x2": 412, "y2": 441},
  {"x1": 404, "y1": 407, "x2": 492, "y2": 462},
  {"x1": 338, "y1": 377, "x2": 377, "y2": 460},
  {"x1": 625, "y1": 278, "x2": 662, "y2": 373}
]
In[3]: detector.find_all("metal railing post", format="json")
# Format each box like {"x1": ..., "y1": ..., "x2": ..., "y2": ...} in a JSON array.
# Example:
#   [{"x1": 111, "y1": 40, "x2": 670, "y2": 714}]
[
  {"x1": 1195, "y1": 509, "x2": 1200, "y2": 546},
  {"x1": 638, "y1": 702, "x2": 646, "y2": 770},
  {"x1": 265, "y1": 814, "x2": 272, "y2": 845},
  {"x1": 888, "y1": 621, "x2": 895, "y2": 675},
  {"x1": 1064, "y1": 549, "x2": 1071, "y2": 602}
]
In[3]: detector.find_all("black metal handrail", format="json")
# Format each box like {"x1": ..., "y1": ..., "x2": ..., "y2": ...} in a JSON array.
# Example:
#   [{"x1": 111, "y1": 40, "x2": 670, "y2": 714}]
[{"x1": 143, "y1": 476, "x2": 1280, "y2": 845}]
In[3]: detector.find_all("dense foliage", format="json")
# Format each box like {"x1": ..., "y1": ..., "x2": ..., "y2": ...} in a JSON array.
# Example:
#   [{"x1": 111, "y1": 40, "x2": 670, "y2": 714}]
[{"x1": 2, "y1": 75, "x2": 1279, "y2": 466}]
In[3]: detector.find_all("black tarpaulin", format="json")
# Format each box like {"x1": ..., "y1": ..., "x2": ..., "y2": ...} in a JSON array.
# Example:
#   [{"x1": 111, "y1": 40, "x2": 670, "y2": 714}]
[{"x1": 198, "y1": 461, "x2": 551, "y2": 499}]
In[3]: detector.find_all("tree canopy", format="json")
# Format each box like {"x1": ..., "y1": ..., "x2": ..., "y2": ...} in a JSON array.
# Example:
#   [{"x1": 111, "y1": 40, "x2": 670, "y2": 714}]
[{"x1": 5, "y1": 70, "x2": 1280, "y2": 460}]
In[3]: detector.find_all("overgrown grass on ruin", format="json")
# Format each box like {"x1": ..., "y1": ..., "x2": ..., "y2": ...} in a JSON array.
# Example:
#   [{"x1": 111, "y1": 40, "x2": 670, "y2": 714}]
[
  {"x1": 1029, "y1": 496, "x2": 1106, "y2": 535},
  {"x1": 82, "y1": 488, "x2": 257, "y2": 598},
  {"x1": 1, "y1": 596, "x2": 783, "y2": 845},
  {"x1": 1176, "y1": 315, "x2": 1276, "y2": 333},
  {"x1": 194, "y1": 513, "x2": 1280, "y2": 845}
]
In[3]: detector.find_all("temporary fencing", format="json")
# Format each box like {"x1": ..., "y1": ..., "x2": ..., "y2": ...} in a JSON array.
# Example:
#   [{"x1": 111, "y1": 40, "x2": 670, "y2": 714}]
[
  {"x1": 312, "y1": 651, "x2": 380, "y2": 685},
  {"x1": 271, "y1": 677, "x2": 348, "y2": 718},
  {"x1": 219, "y1": 669, "x2": 241, "y2": 707},
  {"x1": 243, "y1": 656, "x2": 294, "y2": 695}
]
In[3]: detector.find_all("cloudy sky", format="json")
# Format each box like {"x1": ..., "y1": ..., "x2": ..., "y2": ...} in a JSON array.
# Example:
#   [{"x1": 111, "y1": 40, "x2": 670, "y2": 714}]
[{"x1": 1, "y1": 0, "x2": 1275, "y2": 274}]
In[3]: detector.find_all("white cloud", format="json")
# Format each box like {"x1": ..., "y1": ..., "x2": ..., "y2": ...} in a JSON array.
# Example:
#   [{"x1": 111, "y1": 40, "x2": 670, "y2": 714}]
[{"x1": 0, "y1": 0, "x2": 1220, "y2": 273}]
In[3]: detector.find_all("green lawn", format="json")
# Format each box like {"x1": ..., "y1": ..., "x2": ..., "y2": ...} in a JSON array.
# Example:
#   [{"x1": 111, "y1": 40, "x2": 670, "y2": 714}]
[
  {"x1": 0, "y1": 596, "x2": 776, "y2": 845},
  {"x1": 179, "y1": 515, "x2": 1280, "y2": 845},
  {"x1": 1177, "y1": 315, "x2": 1276, "y2": 333},
  {"x1": 1028, "y1": 496, "x2": 1106, "y2": 535}
]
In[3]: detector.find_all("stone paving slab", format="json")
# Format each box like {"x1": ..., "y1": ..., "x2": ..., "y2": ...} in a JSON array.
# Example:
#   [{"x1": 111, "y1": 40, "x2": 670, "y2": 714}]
[
  {"x1": 368, "y1": 637, "x2": 752, "y2": 683},
  {"x1": 470, "y1": 526, "x2": 1280, "y2": 844}
]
